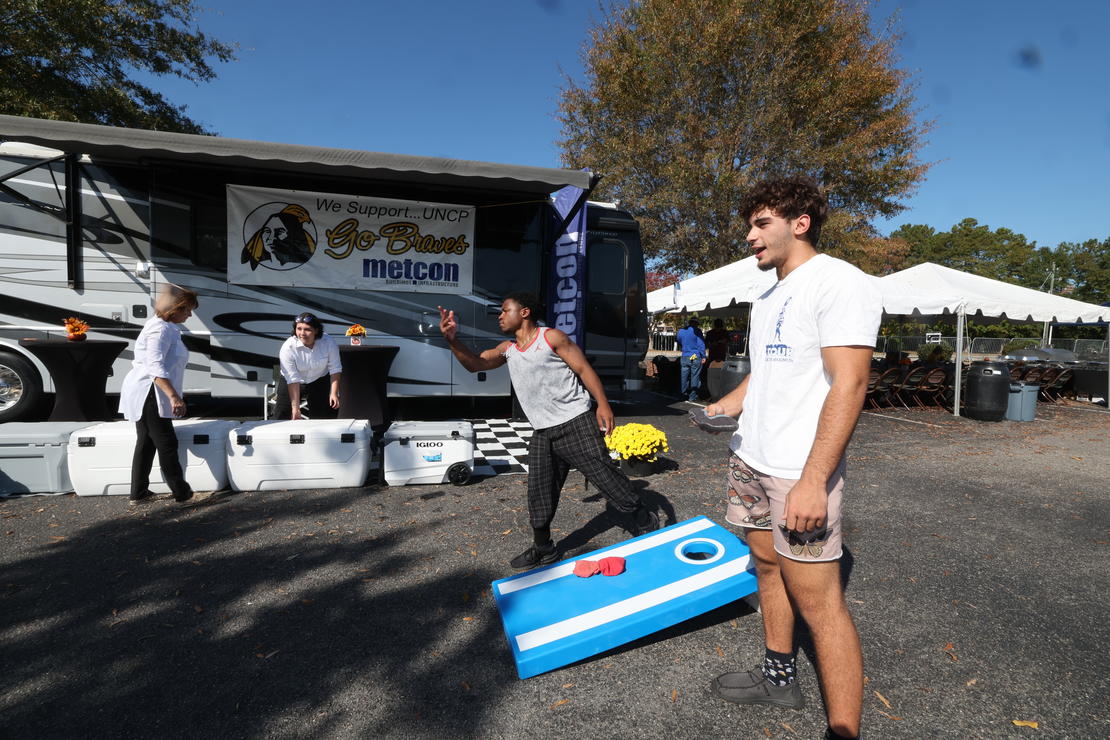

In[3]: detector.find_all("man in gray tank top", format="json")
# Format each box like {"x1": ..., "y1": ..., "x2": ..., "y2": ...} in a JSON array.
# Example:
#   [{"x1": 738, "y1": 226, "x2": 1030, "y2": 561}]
[{"x1": 438, "y1": 291, "x2": 659, "y2": 569}]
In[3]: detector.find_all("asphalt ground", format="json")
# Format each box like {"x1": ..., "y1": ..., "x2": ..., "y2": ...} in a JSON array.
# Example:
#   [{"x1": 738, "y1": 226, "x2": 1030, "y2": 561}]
[{"x1": 1, "y1": 394, "x2": 1108, "y2": 739}]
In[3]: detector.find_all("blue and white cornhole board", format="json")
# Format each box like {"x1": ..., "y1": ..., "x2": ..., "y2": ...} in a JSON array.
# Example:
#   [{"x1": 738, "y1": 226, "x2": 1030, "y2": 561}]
[{"x1": 491, "y1": 516, "x2": 758, "y2": 679}]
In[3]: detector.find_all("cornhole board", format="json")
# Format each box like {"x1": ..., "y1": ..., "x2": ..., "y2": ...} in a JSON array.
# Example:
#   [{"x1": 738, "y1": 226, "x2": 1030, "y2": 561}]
[{"x1": 491, "y1": 516, "x2": 757, "y2": 679}]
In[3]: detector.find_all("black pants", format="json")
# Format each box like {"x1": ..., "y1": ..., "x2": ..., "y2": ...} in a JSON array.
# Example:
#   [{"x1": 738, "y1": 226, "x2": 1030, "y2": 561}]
[
  {"x1": 131, "y1": 387, "x2": 190, "y2": 498},
  {"x1": 526, "y1": 411, "x2": 641, "y2": 529},
  {"x1": 273, "y1": 374, "x2": 337, "y2": 420}
]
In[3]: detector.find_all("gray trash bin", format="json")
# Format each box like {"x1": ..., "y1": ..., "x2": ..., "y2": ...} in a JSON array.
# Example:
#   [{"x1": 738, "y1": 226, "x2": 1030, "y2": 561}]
[
  {"x1": 713, "y1": 356, "x2": 751, "y2": 398},
  {"x1": 1005, "y1": 382, "x2": 1038, "y2": 422}
]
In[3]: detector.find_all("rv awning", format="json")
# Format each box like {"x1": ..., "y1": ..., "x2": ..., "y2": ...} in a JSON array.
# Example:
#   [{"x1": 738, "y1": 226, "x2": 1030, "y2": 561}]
[{"x1": 0, "y1": 115, "x2": 593, "y2": 194}]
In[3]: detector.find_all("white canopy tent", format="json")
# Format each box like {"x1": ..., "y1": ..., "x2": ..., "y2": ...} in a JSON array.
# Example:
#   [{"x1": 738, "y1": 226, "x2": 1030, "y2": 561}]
[
  {"x1": 647, "y1": 256, "x2": 775, "y2": 314},
  {"x1": 648, "y1": 256, "x2": 961, "y2": 316},
  {"x1": 881, "y1": 262, "x2": 1110, "y2": 415},
  {"x1": 647, "y1": 257, "x2": 1108, "y2": 415}
]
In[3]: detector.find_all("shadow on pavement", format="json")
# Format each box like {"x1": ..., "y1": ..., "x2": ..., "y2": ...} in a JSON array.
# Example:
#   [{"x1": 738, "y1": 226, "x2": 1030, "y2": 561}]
[{"x1": 0, "y1": 491, "x2": 511, "y2": 738}]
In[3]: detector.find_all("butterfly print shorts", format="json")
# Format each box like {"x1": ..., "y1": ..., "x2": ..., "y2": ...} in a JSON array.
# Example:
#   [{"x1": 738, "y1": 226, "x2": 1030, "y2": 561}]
[{"x1": 725, "y1": 453, "x2": 844, "y2": 562}]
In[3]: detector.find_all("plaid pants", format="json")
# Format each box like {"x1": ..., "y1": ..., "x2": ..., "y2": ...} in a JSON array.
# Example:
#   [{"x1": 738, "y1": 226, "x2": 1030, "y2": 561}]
[{"x1": 526, "y1": 410, "x2": 641, "y2": 529}]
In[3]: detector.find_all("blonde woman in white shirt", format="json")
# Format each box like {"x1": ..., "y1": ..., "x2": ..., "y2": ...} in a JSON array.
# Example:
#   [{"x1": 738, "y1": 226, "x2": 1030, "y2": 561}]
[
  {"x1": 275, "y1": 312, "x2": 342, "y2": 420},
  {"x1": 119, "y1": 284, "x2": 198, "y2": 505}
]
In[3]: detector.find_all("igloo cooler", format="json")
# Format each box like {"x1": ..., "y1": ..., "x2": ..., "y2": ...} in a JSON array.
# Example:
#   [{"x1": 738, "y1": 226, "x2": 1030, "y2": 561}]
[
  {"x1": 381, "y1": 421, "x2": 475, "y2": 486},
  {"x1": 67, "y1": 419, "x2": 237, "y2": 496},
  {"x1": 226, "y1": 419, "x2": 371, "y2": 491},
  {"x1": 0, "y1": 422, "x2": 97, "y2": 495}
]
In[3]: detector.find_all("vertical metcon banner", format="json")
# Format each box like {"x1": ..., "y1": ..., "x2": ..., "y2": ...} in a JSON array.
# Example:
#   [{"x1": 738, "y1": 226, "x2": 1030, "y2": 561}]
[
  {"x1": 227, "y1": 185, "x2": 474, "y2": 293},
  {"x1": 547, "y1": 186, "x2": 587, "y2": 347}
]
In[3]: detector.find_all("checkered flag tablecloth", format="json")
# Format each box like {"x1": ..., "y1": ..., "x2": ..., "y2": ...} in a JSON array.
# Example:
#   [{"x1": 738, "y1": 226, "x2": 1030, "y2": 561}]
[{"x1": 470, "y1": 418, "x2": 532, "y2": 477}]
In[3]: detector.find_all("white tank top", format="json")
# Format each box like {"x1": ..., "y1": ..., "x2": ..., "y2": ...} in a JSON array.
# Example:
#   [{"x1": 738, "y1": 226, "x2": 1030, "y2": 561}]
[{"x1": 503, "y1": 327, "x2": 591, "y2": 429}]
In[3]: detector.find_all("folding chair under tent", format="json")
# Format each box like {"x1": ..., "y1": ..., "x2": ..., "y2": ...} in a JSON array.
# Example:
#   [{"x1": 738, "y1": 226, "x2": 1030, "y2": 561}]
[{"x1": 879, "y1": 263, "x2": 1110, "y2": 415}]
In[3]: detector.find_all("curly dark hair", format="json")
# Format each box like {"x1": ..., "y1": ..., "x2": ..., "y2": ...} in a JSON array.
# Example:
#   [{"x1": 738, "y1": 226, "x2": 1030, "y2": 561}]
[
  {"x1": 738, "y1": 175, "x2": 828, "y2": 247},
  {"x1": 503, "y1": 291, "x2": 544, "y2": 321}
]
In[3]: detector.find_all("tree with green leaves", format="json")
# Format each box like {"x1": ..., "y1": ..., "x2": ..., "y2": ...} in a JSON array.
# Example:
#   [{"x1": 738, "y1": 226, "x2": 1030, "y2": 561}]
[
  {"x1": 0, "y1": 0, "x2": 235, "y2": 134},
  {"x1": 892, "y1": 218, "x2": 1045, "y2": 286},
  {"x1": 558, "y1": 0, "x2": 930, "y2": 274},
  {"x1": 1057, "y1": 237, "x2": 1110, "y2": 305},
  {"x1": 888, "y1": 218, "x2": 1107, "y2": 300}
]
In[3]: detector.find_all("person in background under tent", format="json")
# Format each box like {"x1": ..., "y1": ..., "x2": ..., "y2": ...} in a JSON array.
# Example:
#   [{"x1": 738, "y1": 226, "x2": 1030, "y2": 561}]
[{"x1": 676, "y1": 317, "x2": 707, "y2": 401}]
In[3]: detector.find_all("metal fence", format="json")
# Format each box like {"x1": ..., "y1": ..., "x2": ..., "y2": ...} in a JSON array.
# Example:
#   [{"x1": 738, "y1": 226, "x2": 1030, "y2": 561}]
[
  {"x1": 651, "y1": 333, "x2": 1107, "y2": 358},
  {"x1": 1075, "y1": 339, "x2": 1110, "y2": 360},
  {"x1": 649, "y1": 333, "x2": 748, "y2": 355},
  {"x1": 875, "y1": 336, "x2": 959, "y2": 354},
  {"x1": 651, "y1": 333, "x2": 676, "y2": 352},
  {"x1": 969, "y1": 337, "x2": 1009, "y2": 356}
]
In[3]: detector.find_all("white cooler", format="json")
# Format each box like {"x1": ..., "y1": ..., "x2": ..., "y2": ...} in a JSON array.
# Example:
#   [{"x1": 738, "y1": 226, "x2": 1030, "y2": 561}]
[
  {"x1": 382, "y1": 421, "x2": 475, "y2": 486},
  {"x1": 67, "y1": 419, "x2": 237, "y2": 496},
  {"x1": 0, "y1": 422, "x2": 97, "y2": 495},
  {"x1": 226, "y1": 419, "x2": 371, "y2": 491}
]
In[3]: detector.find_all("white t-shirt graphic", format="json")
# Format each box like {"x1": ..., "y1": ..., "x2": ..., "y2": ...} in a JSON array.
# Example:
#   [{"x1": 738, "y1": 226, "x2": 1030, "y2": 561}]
[{"x1": 730, "y1": 254, "x2": 882, "y2": 478}]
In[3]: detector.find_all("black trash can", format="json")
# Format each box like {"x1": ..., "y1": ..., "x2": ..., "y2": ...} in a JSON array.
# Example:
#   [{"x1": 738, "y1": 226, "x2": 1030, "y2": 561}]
[
  {"x1": 712, "y1": 356, "x2": 751, "y2": 399},
  {"x1": 965, "y1": 361, "x2": 1010, "y2": 421},
  {"x1": 651, "y1": 355, "x2": 680, "y2": 395}
]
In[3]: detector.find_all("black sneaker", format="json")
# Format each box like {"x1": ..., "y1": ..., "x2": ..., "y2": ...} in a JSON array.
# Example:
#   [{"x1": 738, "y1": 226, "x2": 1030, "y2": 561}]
[
  {"x1": 128, "y1": 489, "x2": 155, "y2": 506},
  {"x1": 509, "y1": 542, "x2": 559, "y2": 570},
  {"x1": 711, "y1": 668, "x2": 804, "y2": 708},
  {"x1": 606, "y1": 504, "x2": 660, "y2": 537},
  {"x1": 632, "y1": 505, "x2": 660, "y2": 535},
  {"x1": 172, "y1": 487, "x2": 194, "y2": 503}
]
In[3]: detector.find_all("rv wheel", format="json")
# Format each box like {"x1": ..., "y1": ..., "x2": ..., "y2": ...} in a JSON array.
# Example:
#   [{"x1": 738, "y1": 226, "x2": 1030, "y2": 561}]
[
  {"x1": 447, "y1": 462, "x2": 471, "y2": 486},
  {"x1": 0, "y1": 351, "x2": 43, "y2": 423}
]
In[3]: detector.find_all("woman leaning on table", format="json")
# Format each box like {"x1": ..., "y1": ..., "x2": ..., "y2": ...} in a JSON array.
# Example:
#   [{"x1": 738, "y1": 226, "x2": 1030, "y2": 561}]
[
  {"x1": 118, "y1": 284, "x2": 199, "y2": 506},
  {"x1": 275, "y1": 312, "x2": 342, "y2": 420}
]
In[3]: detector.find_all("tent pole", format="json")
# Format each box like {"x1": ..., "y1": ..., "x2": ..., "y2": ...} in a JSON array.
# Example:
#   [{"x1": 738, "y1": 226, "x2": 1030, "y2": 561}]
[
  {"x1": 745, "y1": 302, "x2": 754, "y2": 356},
  {"x1": 953, "y1": 309, "x2": 966, "y2": 417}
]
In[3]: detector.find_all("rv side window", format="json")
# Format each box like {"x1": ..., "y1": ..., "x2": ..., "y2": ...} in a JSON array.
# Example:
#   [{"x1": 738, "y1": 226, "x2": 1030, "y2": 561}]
[
  {"x1": 152, "y1": 175, "x2": 227, "y2": 272},
  {"x1": 193, "y1": 200, "x2": 227, "y2": 272},
  {"x1": 473, "y1": 204, "x2": 543, "y2": 299},
  {"x1": 587, "y1": 238, "x2": 627, "y2": 295}
]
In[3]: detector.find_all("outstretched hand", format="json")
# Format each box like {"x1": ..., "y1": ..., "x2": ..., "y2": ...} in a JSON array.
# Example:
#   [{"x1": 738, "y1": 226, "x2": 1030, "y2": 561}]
[{"x1": 437, "y1": 306, "x2": 457, "y2": 341}]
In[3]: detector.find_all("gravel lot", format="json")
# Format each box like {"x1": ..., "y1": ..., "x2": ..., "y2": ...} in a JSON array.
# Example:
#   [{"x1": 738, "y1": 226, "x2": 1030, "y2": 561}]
[{"x1": 2, "y1": 396, "x2": 1107, "y2": 739}]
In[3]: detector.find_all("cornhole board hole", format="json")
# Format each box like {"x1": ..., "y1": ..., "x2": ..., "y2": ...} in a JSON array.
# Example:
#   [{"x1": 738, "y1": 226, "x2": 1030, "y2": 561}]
[
  {"x1": 67, "y1": 419, "x2": 237, "y2": 496},
  {"x1": 381, "y1": 420, "x2": 475, "y2": 486},
  {"x1": 227, "y1": 419, "x2": 371, "y2": 491},
  {"x1": 0, "y1": 422, "x2": 97, "y2": 494},
  {"x1": 491, "y1": 516, "x2": 757, "y2": 679}
]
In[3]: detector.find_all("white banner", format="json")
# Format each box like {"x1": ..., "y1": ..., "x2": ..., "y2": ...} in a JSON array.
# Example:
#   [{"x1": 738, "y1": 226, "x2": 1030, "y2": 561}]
[{"x1": 227, "y1": 185, "x2": 474, "y2": 293}]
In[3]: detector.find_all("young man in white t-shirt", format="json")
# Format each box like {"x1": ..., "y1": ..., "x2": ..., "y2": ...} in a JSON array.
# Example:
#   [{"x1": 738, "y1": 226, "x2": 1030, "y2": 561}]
[{"x1": 701, "y1": 177, "x2": 881, "y2": 740}]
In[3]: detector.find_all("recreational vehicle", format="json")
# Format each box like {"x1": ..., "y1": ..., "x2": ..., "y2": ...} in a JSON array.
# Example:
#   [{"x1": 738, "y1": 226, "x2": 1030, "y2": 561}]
[{"x1": 0, "y1": 116, "x2": 648, "y2": 422}]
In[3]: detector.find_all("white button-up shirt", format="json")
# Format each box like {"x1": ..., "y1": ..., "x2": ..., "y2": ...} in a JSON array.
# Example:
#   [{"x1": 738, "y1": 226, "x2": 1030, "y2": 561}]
[
  {"x1": 279, "y1": 333, "x2": 342, "y2": 385},
  {"x1": 118, "y1": 317, "x2": 188, "y2": 420}
]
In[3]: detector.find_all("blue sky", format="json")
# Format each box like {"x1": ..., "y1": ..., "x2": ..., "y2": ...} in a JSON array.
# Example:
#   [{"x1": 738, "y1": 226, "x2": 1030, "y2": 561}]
[{"x1": 151, "y1": 0, "x2": 1109, "y2": 250}]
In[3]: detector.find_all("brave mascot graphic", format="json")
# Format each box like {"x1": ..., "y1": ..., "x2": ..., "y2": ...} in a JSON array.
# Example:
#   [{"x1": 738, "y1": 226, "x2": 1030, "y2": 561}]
[{"x1": 241, "y1": 203, "x2": 317, "y2": 271}]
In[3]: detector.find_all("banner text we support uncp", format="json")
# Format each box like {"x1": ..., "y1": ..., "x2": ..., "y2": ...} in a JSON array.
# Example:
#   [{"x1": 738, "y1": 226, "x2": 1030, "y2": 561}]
[{"x1": 227, "y1": 184, "x2": 475, "y2": 294}]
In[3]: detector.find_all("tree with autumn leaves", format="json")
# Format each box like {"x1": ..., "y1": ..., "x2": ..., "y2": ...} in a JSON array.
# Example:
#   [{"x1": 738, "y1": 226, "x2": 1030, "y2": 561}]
[
  {"x1": 0, "y1": 0, "x2": 235, "y2": 133},
  {"x1": 558, "y1": 0, "x2": 930, "y2": 275}
]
